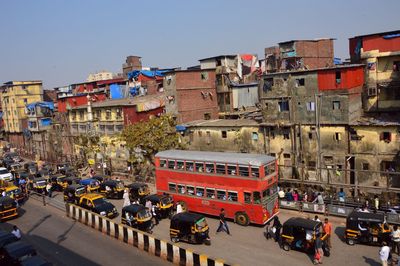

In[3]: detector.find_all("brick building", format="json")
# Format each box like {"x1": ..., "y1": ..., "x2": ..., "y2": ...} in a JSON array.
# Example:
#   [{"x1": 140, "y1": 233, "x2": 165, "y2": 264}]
[
  {"x1": 164, "y1": 69, "x2": 218, "y2": 123},
  {"x1": 265, "y1": 39, "x2": 334, "y2": 73}
]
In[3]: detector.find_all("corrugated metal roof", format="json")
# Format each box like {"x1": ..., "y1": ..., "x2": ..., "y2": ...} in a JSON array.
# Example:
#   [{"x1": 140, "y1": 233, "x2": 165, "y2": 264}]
[
  {"x1": 155, "y1": 149, "x2": 275, "y2": 166},
  {"x1": 181, "y1": 119, "x2": 259, "y2": 128}
]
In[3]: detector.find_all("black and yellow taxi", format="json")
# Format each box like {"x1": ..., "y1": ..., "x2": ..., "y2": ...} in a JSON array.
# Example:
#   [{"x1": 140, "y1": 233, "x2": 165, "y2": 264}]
[
  {"x1": 99, "y1": 180, "x2": 125, "y2": 199},
  {"x1": 126, "y1": 183, "x2": 150, "y2": 202},
  {"x1": 64, "y1": 184, "x2": 86, "y2": 204},
  {"x1": 32, "y1": 178, "x2": 47, "y2": 193},
  {"x1": 78, "y1": 193, "x2": 118, "y2": 218},
  {"x1": 49, "y1": 174, "x2": 67, "y2": 192},
  {"x1": 143, "y1": 194, "x2": 174, "y2": 219},
  {"x1": 0, "y1": 184, "x2": 25, "y2": 203},
  {"x1": 170, "y1": 212, "x2": 210, "y2": 245}
]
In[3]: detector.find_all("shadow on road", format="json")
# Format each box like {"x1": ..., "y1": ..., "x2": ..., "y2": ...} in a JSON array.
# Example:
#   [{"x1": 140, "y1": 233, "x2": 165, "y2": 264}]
[
  {"x1": 362, "y1": 256, "x2": 381, "y2": 266},
  {"x1": 334, "y1": 226, "x2": 346, "y2": 242},
  {"x1": 57, "y1": 220, "x2": 76, "y2": 244},
  {"x1": 27, "y1": 214, "x2": 52, "y2": 235}
]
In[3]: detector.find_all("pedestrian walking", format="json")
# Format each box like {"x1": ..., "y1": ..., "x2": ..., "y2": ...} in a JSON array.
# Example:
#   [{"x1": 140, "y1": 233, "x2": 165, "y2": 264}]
[
  {"x1": 379, "y1": 241, "x2": 390, "y2": 266},
  {"x1": 145, "y1": 199, "x2": 152, "y2": 210},
  {"x1": 314, "y1": 233, "x2": 323, "y2": 265},
  {"x1": 122, "y1": 189, "x2": 130, "y2": 208},
  {"x1": 323, "y1": 218, "x2": 332, "y2": 249},
  {"x1": 46, "y1": 183, "x2": 52, "y2": 198},
  {"x1": 374, "y1": 195, "x2": 380, "y2": 211},
  {"x1": 11, "y1": 225, "x2": 21, "y2": 239},
  {"x1": 272, "y1": 216, "x2": 282, "y2": 243},
  {"x1": 392, "y1": 225, "x2": 400, "y2": 255},
  {"x1": 216, "y1": 208, "x2": 230, "y2": 235},
  {"x1": 151, "y1": 205, "x2": 159, "y2": 225}
]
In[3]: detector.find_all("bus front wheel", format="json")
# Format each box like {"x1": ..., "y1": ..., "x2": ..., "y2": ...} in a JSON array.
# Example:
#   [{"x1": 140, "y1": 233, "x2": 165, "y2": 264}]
[{"x1": 235, "y1": 212, "x2": 249, "y2": 226}]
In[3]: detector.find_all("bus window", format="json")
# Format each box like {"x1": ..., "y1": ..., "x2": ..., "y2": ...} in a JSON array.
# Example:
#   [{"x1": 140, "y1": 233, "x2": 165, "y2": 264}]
[
  {"x1": 205, "y1": 163, "x2": 214, "y2": 173},
  {"x1": 244, "y1": 192, "x2": 251, "y2": 204},
  {"x1": 262, "y1": 188, "x2": 271, "y2": 199},
  {"x1": 239, "y1": 165, "x2": 249, "y2": 177},
  {"x1": 206, "y1": 188, "x2": 215, "y2": 199},
  {"x1": 216, "y1": 164, "x2": 226, "y2": 175},
  {"x1": 177, "y1": 184, "x2": 186, "y2": 194},
  {"x1": 196, "y1": 187, "x2": 204, "y2": 197},
  {"x1": 253, "y1": 191, "x2": 261, "y2": 204},
  {"x1": 228, "y1": 191, "x2": 238, "y2": 202},
  {"x1": 187, "y1": 185, "x2": 195, "y2": 196},
  {"x1": 217, "y1": 190, "x2": 226, "y2": 200},
  {"x1": 265, "y1": 163, "x2": 275, "y2": 175},
  {"x1": 168, "y1": 160, "x2": 175, "y2": 169},
  {"x1": 227, "y1": 165, "x2": 237, "y2": 175},
  {"x1": 251, "y1": 167, "x2": 260, "y2": 178},
  {"x1": 168, "y1": 183, "x2": 176, "y2": 192},
  {"x1": 176, "y1": 160, "x2": 184, "y2": 170},
  {"x1": 185, "y1": 161, "x2": 194, "y2": 171},
  {"x1": 195, "y1": 162, "x2": 204, "y2": 172},
  {"x1": 160, "y1": 159, "x2": 167, "y2": 168}
]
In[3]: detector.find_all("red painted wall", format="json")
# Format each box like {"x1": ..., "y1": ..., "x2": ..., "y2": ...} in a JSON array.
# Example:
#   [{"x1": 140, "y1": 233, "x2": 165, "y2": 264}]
[
  {"x1": 363, "y1": 35, "x2": 400, "y2": 53},
  {"x1": 318, "y1": 66, "x2": 364, "y2": 91},
  {"x1": 123, "y1": 106, "x2": 163, "y2": 125},
  {"x1": 57, "y1": 93, "x2": 107, "y2": 113}
]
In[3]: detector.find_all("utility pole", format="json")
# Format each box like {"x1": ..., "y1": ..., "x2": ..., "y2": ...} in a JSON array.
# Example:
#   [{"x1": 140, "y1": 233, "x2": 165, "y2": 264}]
[{"x1": 314, "y1": 93, "x2": 322, "y2": 182}]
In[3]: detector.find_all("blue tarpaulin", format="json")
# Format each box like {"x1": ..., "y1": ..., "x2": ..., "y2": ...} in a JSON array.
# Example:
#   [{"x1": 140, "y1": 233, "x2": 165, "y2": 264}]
[
  {"x1": 383, "y1": 33, "x2": 400, "y2": 39},
  {"x1": 40, "y1": 118, "x2": 52, "y2": 126},
  {"x1": 110, "y1": 84, "x2": 123, "y2": 99},
  {"x1": 127, "y1": 70, "x2": 166, "y2": 80},
  {"x1": 0, "y1": 112, "x2": 3, "y2": 119},
  {"x1": 334, "y1": 58, "x2": 342, "y2": 65},
  {"x1": 129, "y1": 86, "x2": 139, "y2": 96},
  {"x1": 175, "y1": 125, "x2": 186, "y2": 132},
  {"x1": 26, "y1": 102, "x2": 54, "y2": 112}
]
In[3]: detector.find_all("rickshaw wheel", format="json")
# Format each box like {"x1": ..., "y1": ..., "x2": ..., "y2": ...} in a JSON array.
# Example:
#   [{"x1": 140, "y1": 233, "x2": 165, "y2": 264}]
[
  {"x1": 346, "y1": 238, "x2": 355, "y2": 245},
  {"x1": 235, "y1": 212, "x2": 249, "y2": 226},
  {"x1": 282, "y1": 242, "x2": 291, "y2": 251},
  {"x1": 171, "y1": 237, "x2": 179, "y2": 243}
]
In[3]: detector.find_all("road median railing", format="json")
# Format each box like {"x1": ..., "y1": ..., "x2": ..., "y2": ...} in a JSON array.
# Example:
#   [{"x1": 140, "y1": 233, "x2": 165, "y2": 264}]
[
  {"x1": 279, "y1": 200, "x2": 400, "y2": 224},
  {"x1": 65, "y1": 203, "x2": 233, "y2": 266}
]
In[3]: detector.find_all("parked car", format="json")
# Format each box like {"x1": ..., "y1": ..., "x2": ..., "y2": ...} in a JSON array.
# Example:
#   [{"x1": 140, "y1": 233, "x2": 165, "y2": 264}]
[{"x1": 0, "y1": 167, "x2": 13, "y2": 182}]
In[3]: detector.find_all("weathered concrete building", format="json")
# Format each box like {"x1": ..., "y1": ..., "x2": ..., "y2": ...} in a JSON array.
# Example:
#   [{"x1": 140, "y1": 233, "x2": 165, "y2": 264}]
[
  {"x1": 178, "y1": 119, "x2": 265, "y2": 154},
  {"x1": 349, "y1": 30, "x2": 400, "y2": 112},
  {"x1": 164, "y1": 69, "x2": 218, "y2": 123}
]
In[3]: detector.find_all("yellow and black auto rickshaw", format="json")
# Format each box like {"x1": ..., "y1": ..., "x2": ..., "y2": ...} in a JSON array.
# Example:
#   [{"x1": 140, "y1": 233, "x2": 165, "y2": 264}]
[
  {"x1": 0, "y1": 196, "x2": 18, "y2": 222},
  {"x1": 170, "y1": 212, "x2": 210, "y2": 245},
  {"x1": 32, "y1": 178, "x2": 47, "y2": 194},
  {"x1": 143, "y1": 194, "x2": 174, "y2": 219},
  {"x1": 121, "y1": 204, "x2": 153, "y2": 233},
  {"x1": 126, "y1": 183, "x2": 150, "y2": 202},
  {"x1": 99, "y1": 180, "x2": 125, "y2": 199},
  {"x1": 345, "y1": 211, "x2": 391, "y2": 245},
  {"x1": 64, "y1": 184, "x2": 86, "y2": 204},
  {"x1": 281, "y1": 217, "x2": 329, "y2": 256},
  {"x1": 49, "y1": 174, "x2": 67, "y2": 192},
  {"x1": 0, "y1": 185, "x2": 25, "y2": 203}
]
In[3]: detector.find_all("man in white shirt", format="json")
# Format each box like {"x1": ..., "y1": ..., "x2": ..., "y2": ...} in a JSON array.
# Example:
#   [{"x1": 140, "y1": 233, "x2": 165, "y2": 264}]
[
  {"x1": 379, "y1": 241, "x2": 390, "y2": 266},
  {"x1": 278, "y1": 189, "x2": 285, "y2": 199},
  {"x1": 392, "y1": 225, "x2": 400, "y2": 255}
]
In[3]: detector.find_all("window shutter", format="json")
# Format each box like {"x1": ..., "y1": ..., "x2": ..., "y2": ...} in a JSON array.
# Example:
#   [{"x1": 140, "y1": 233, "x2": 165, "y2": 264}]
[{"x1": 380, "y1": 132, "x2": 384, "y2": 141}]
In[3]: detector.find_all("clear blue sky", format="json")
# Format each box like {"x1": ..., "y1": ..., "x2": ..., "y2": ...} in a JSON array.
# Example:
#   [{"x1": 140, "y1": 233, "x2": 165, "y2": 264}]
[{"x1": 0, "y1": 0, "x2": 398, "y2": 89}]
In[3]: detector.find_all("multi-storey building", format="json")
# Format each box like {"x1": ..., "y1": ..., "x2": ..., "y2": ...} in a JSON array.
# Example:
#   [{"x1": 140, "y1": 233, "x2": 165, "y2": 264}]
[
  {"x1": 164, "y1": 69, "x2": 218, "y2": 123},
  {"x1": 0, "y1": 81, "x2": 43, "y2": 149},
  {"x1": 349, "y1": 30, "x2": 400, "y2": 112}
]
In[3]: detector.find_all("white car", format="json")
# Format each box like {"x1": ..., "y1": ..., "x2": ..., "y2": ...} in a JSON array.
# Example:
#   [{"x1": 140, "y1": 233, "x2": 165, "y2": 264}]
[{"x1": 0, "y1": 167, "x2": 13, "y2": 181}]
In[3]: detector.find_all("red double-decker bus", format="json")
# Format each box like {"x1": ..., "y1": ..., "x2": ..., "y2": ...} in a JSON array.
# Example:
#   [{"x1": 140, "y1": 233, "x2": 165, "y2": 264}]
[{"x1": 155, "y1": 150, "x2": 279, "y2": 226}]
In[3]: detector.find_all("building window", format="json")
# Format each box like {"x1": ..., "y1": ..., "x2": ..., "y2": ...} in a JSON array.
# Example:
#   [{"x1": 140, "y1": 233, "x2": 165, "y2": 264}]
[
  {"x1": 263, "y1": 78, "x2": 273, "y2": 92},
  {"x1": 306, "y1": 102, "x2": 315, "y2": 111},
  {"x1": 204, "y1": 113, "x2": 211, "y2": 120},
  {"x1": 201, "y1": 72, "x2": 208, "y2": 80},
  {"x1": 283, "y1": 153, "x2": 291, "y2": 159},
  {"x1": 72, "y1": 112, "x2": 76, "y2": 120},
  {"x1": 368, "y1": 87, "x2": 377, "y2": 97},
  {"x1": 332, "y1": 101, "x2": 341, "y2": 110},
  {"x1": 198, "y1": 131, "x2": 202, "y2": 137},
  {"x1": 79, "y1": 110, "x2": 84, "y2": 120},
  {"x1": 308, "y1": 132, "x2": 313, "y2": 140},
  {"x1": 115, "y1": 125, "x2": 123, "y2": 132},
  {"x1": 221, "y1": 131, "x2": 227, "y2": 138},
  {"x1": 362, "y1": 163, "x2": 369, "y2": 171},
  {"x1": 206, "y1": 131, "x2": 211, "y2": 144},
  {"x1": 116, "y1": 108, "x2": 122, "y2": 119},
  {"x1": 380, "y1": 132, "x2": 392, "y2": 143},
  {"x1": 106, "y1": 109, "x2": 111, "y2": 120},
  {"x1": 283, "y1": 131, "x2": 290, "y2": 139},
  {"x1": 252, "y1": 132, "x2": 259, "y2": 141},
  {"x1": 23, "y1": 98, "x2": 28, "y2": 104},
  {"x1": 295, "y1": 78, "x2": 305, "y2": 87},
  {"x1": 99, "y1": 125, "x2": 105, "y2": 132},
  {"x1": 393, "y1": 61, "x2": 400, "y2": 71},
  {"x1": 335, "y1": 71, "x2": 341, "y2": 83},
  {"x1": 95, "y1": 110, "x2": 101, "y2": 119},
  {"x1": 278, "y1": 101, "x2": 289, "y2": 112},
  {"x1": 334, "y1": 132, "x2": 342, "y2": 141}
]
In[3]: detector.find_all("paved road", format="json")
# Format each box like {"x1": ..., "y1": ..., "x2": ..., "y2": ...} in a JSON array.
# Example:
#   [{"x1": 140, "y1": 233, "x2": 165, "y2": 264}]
[
  {"x1": 27, "y1": 191, "x2": 385, "y2": 266},
  {"x1": 0, "y1": 197, "x2": 168, "y2": 266}
]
